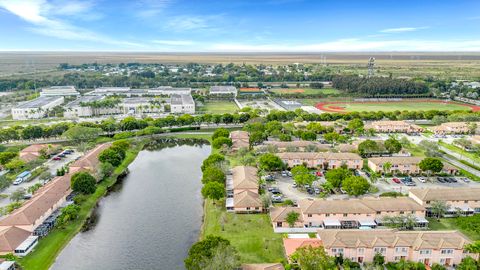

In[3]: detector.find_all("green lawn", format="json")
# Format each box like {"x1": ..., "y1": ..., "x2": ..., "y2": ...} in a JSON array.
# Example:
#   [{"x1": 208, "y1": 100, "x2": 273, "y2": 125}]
[
  {"x1": 19, "y1": 143, "x2": 143, "y2": 270},
  {"x1": 439, "y1": 142, "x2": 480, "y2": 165},
  {"x1": 428, "y1": 218, "x2": 480, "y2": 241},
  {"x1": 169, "y1": 133, "x2": 213, "y2": 141},
  {"x1": 202, "y1": 200, "x2": 285, "y2": 264},
  {"x1": 198, "y1": 101, "x2": 239, "y2": 114}
]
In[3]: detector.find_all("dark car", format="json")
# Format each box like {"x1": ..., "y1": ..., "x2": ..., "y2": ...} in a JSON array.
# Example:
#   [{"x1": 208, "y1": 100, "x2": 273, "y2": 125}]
[{"x1": 437, "y1": 177, "x2": 445, "y2": 183}]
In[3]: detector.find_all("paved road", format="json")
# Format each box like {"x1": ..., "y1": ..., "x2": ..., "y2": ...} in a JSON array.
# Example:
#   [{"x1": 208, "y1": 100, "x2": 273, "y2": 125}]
[
  {"x1": 440, "y1": 152, "x2": 480, "y2": 176},
  {"x1": 439, "y1": 145, "x2": 480, "y2": 167}
]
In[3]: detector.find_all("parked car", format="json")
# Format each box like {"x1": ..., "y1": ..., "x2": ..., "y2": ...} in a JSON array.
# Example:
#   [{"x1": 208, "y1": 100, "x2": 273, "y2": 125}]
[
  {"x1": 58, "y1": 153, "x2": 66, "y2": 158},
  {"x1": 418, "y1": 177, "x2": 426, "y2": 183},
  {"x1": 270, "y1": 188, "x2": 281, "y2": 194},
  {"x1": 392, "y1": 178, "x2": 401, "y2": 184},
  {"x1": 53, "y1": 156, "x2": 61, "y2": 161},
  {"x1": 292, "y1": 183, "x2": 297, "y2": 188},
  {"x1": 315, "y1": 171, "x2": 323, "y2": 177},
  {"x1": 364, "y1": 171, "x2": 371, "y2": 177},
  {"x1": 13, "y1": 178, "x2": 23, "y2": 185},
  {"x1": 281, "y1": 171, "x2": 288, "y2": 177},
  {"x1": 306, "y1": 188, "x2": 315, "y2": 195},
  {"x1": 264, "y1": 175, "x2": 275, "y2": 181},
  {"x1": 437, "y1": 177, "x2": 445, "y2": 183},
  {"x1": 462, "y1": 177, "x2": 471, "y2": 183},
  {"x1": 271, "y1": 194, "x2": 283, "y2": 203},
  {"x1": 287, "y1": 171, "x2": 292, "y2": 177},
  {"x1": 314, "y1": 188, "x2": 321, "y2": 194}
]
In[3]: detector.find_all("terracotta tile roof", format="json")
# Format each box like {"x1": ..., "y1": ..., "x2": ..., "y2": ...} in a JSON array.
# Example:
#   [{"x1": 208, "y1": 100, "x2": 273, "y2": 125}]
[
  {"x1": 230, "y1": 131, "x2": 250, "y2": 140},
  {"x1": 232, "y1": 166, "x2": 258, "y2": 190},
  {"x1": 368, "y1": 156, "x2": 423, "y2": 165},
  {"x1": 70, "y1": 143, "x2": 110, "y2": 171},
  {"x1": 234, "y1": 190, "x2": 262, "y2": 208},
  {"x1": 262, "y1": 141, "x2": 331, "y2": 150},
  {"x1": 242, "y1": 263, "x2": 285, "y2": 270},
  {"x1": 283, "y1": 238, "x2": 323, "y2": 257},
  {"x1": 269, "y1": 207, "x2": 303, "y2": 223},
  {"x1": 298, "y1": 197, "x2": 424, "y2": 215},
  {"x1": 277, "y1": 152, "x2": 362, "y2": 160},
  {"x1": 0, "y1": 226, "x2": 31, "y2": 253},
  {"x1": 409, "y1": 187, "x2": 480, "y2": 202},
  {"x1": 318, "y1": 229, "x2": 470, "y2": 250}
]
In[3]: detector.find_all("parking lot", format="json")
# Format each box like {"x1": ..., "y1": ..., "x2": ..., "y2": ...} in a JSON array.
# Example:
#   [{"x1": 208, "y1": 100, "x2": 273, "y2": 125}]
[
  {"x1": 375, "y1": 175, "x2": 480, "y2": 195},
  {"x1": 0, "y1": 149, "x2": 81, "y2": 208}
]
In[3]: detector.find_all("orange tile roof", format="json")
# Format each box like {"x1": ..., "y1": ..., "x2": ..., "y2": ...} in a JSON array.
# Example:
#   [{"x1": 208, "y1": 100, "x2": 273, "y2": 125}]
[{"x1": 283, "y1": 238, "x2": 323, "y2": 257}]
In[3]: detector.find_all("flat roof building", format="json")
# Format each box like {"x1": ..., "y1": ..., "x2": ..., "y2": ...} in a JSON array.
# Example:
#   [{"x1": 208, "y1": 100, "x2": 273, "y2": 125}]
[
  {"x1": 40, "y1": 86, "x2": 79, "y2": 97},
  {"x1": 209, "y1": 86, "x2": 237, "y2": 95},
  {"x1": 170, "y1": 94, "x2": 195, "y2": 114},
  {"x1": 11, "y1": 96, "x2": 64, "y2": 120}
]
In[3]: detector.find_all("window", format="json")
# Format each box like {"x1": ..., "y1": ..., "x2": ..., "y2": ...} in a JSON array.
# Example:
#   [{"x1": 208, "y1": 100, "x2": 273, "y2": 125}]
[
  {"x1": 426, "y1": 201, "x2": 431, "y2": 204},
  {"x1": 343, "y1": 213, "x2": 348, "y2": 217},
  {"x1": 419, "y1": 249, "x2": 432, "y2": 255},
  {"x1": 357, "y1": 248, "x2": 364, "y2": 255},
  {"x1": 376, "y1": 211, "x2": 381, "y2": 215},
  {"x1": 331, "y1": 248, "x2": 344, "y2": 254},
  {"x1": 326, "y1": 214, "x2": 330, "y2": 217},
  {"x1": 464, "y1": 200, "x2": 469, "y2": 203},
  {"x1": 246, "y1": 207, "x2": 250, "y2": 210},
  {"x1": 441, "y1": 249, "x2": 453, "y2": 255},
  {"x1": 395, "y1": 247, "x2": 408, "y2": 253},
  {"x1": 374, "y1": 247, "x2": 386, "y2": 254},
  {"x1": 400, "y1": 211, "x2": 404, "y2": 214},
  {"x1": 308, "y1": 214, "x2": 312, "y2": 217},
  {"x1": 276, "y1": 222, "x2": 282, "y2": 227}
]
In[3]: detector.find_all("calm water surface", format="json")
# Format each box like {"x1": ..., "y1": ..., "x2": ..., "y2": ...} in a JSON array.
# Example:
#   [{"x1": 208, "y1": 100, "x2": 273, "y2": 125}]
[{"x1": 51, "y1": 144, "x2": 210, "y2": 270}]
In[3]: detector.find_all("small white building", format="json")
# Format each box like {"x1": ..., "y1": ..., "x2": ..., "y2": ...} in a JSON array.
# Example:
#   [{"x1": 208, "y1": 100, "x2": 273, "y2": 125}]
[
  {"x1": 148, "y1": 86, "x2": 192, "y2": 96},
  {"x1": 120, "y1": 97, "x2": 164, "y2": 115},
  {"x1": 40, "y1": 86, "x2": 79, "y2": 97},
  {"x1": 11, "y1": 96, "x2": 64, "y2": 120},
  {"x1": 170, "y1": 94, "x2": 195, "y2": 114},
  {"x1": 209, "y1": 86, "x2": 237, "y2": 95},
  {"x1": 64, "y1": 95, "x2": 106, "y2": 118}
]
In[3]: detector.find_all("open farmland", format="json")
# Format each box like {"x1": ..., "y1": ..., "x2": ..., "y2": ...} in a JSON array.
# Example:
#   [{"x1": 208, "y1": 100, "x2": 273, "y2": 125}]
[{"x1": 315, "y1": 99, "x2": 480, "y2": 113}]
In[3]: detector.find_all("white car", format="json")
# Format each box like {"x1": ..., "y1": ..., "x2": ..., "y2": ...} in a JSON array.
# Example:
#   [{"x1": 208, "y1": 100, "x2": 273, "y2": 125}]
[
  {"x1": 13, "y1": 178, "x2": 23, "y2": 185},
  {"x1": 418, "y1": 177, "x2": 426, "y2": 183}
]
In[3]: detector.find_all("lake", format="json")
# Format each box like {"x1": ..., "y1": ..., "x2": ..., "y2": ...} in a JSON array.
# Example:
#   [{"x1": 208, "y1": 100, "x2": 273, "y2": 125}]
[{"x1": 51, "y1": 143, "x2": 210, "y2": 270}]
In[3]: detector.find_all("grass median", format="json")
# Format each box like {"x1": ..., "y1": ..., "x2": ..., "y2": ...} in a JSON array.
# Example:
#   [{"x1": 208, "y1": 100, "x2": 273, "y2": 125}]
[{"x1": 19, "y1": 143, "x2": 144, "y2": 270}]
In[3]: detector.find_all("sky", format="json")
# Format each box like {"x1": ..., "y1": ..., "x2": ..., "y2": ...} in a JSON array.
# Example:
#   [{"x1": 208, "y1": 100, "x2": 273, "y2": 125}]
[{"x1": 0, "y1": 0, "x2": 480, "y2": 52}]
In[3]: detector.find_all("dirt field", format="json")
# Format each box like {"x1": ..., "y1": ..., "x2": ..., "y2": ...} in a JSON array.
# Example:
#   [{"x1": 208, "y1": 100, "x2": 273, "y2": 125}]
[{"x1": 315, "y1": 99, "x2": 480, "y2": 113}]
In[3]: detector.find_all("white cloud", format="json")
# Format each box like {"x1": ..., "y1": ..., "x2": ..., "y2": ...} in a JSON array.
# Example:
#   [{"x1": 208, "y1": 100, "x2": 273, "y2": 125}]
[
  {"x1": 166, "y1": 15, "x2": 222, "y2": 32},
  {"x1": 209, "y1": 39, "x2": 480, "y2": 52},
  {"x1": 0, "y1": 0, "x2": 141, "y2": 47},
  {"x1": 134, "y1": 0, "x2": 172, "y2": 18},
  {"x1": 380, "y1": 26, "x2": 429, "y2": 33},
  {"x1": 152, "y1": 40, "x2": 194, "y2": 45}
]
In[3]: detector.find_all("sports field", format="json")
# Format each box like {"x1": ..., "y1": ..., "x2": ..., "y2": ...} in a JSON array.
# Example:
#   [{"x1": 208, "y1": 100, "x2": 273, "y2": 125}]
[
  {"x1": 315, "y1": 99, "x2": 480, "y2": 113},
  {"x1": 198, "y1": 101, "x2": 239, "y2": 114},
  {"x1": 270, "y1": 87, "x2": 340, "y2": 95}
]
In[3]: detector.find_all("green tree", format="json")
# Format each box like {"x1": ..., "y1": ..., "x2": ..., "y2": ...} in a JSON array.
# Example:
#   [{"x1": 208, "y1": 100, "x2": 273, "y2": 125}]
[
  {"x1": 384, "y1": 137, "x2": 402, "y2": 154},
  {"x1": 198, "y1": 243, "x2": 240, "y2": 270},
  {"x1": 0, "y1": 152, "x2": 17, "y2": 165},
  {"x1": 201, "y1": 182, "x2": 226, "y2": 202},
  {"x1": 212, "y1": 137, "x2": 233, "y2": 149},
  {"x1": 342, "y1": 176, "x2": 370, "y2": 196},
  {"x1": 419, "y1": 157, "x2": 443, "y2": 177},
  {"x1": 347, "y1": 118, "x2": 364, "y2": 133},
  {"x1": 325, "y1": 168, "x2": 352, "y2": 188},
  {"x1": 212, "y1": 128, "x2": 230, "y2": 140},
  {"x1": 430, "y1": 264, "x2": 447, "y2": 270},
  {"x1": 112, "y1": 140, "x2": 130, "y2": 151},
  {"x1": 56, "y1": 204, "x2": 81, "y2": 227},
  {"x1": 201, "y1": 154, "x2": 226, "y2": 172},
  {"x1": 185, "y1": 235, "x2": 231, "y2": 270},
  {"x1": 99, "y1": 146, "x2": 126, "y2": 167},
  {"x1": 373, "y1": 253, "x2": 385, "y2": 266},
  {"x1": 71, "y1": 172, "x2": 97, "y2": 194},
  {"x1": 457, "y1": 256, "x2": 478, "y2": 270},
  {"x1": 202, "y1": 166, "x2": 226, "y2": 184},
  {"x1": 258, "y1": 153, "x2": 284, "y2": 171},
  {"x1": 98, "y1": 162, "x2": 114, "y2": 179},
  {"x1": 5, "y1": 158, "x2": 25, "y2": 171},
  {"x1": 430, "y1": 200, "x2": 449, "y2": 220},
  {"x1": 10, "y1": 188, "x2": 26, "y2": 202},
  {"x1": 286, "y1": 211, "x2": 300, "y2": 227},
  {"x1": 465, "y1": 240, "x2": 480, "y2": 264},
  {"x1": 291, "y1": 246, "x2": 336, "y2": 270},
  {"x1": 358, "y1": 140, "x2": 380, "y2": 157},
  {"x1": 63, "y1": 125, "x2": 102, "y2": 144},
  {"x1": 249, "y1": 131, "x2": 265, "y2": 146},
  {"x1": 382, "y1": 161, "x2": 393, "y2": 174}
]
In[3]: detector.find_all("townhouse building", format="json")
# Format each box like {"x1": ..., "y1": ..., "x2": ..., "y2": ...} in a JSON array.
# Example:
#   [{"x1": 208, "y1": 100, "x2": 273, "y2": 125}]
[
  {"x1": 255, "y1": 141, "x2": 331, "y2": 152},
  {"x1": 226, "y1": 166, "x2": 262, "y2": 213},
  {"x1": 432, "y1": 122, "x2": 476, "y2": 135},
  {"x1": 368, "y1": 157, "x2": 458, "y2": 175},
  {"x1": 276, "y1": 152, "x2": 363, "y2": 170},
  {"x1": 318, "y1": 229, "x2": 475, "y2": 267},
  {"x1": 270, "y1": 197, "x2": 427, "y2": 231},
  {"x1": 365, "y1": 121, "x2": 423, "y2": 134},
  {"x1": 409, "y1": 188, "x2": 480, "y2": 217},
  {"x1": 230, "y1": 131, "x2": 250, "y2": 151}
]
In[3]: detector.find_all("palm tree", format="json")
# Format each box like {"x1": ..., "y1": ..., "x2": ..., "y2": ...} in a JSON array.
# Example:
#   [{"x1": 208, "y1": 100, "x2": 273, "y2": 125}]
[{"x1": 382, "y1": 162, "x2": 392, "y2": 175}]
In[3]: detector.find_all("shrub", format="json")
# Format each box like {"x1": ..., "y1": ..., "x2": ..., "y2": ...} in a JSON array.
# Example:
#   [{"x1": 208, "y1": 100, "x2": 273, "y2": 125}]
[{"x1": 71, "y1": 172, "x2": 96, "y2": 194}]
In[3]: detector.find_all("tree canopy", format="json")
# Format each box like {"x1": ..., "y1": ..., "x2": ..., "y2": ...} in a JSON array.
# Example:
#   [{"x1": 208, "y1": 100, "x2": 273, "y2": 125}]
[
  {"x1": 71, "y1": 172, "x2": 97, "y2": 194},
  {"x1": 258, "y1": 153, "x2": 284, "y2": 171}
]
